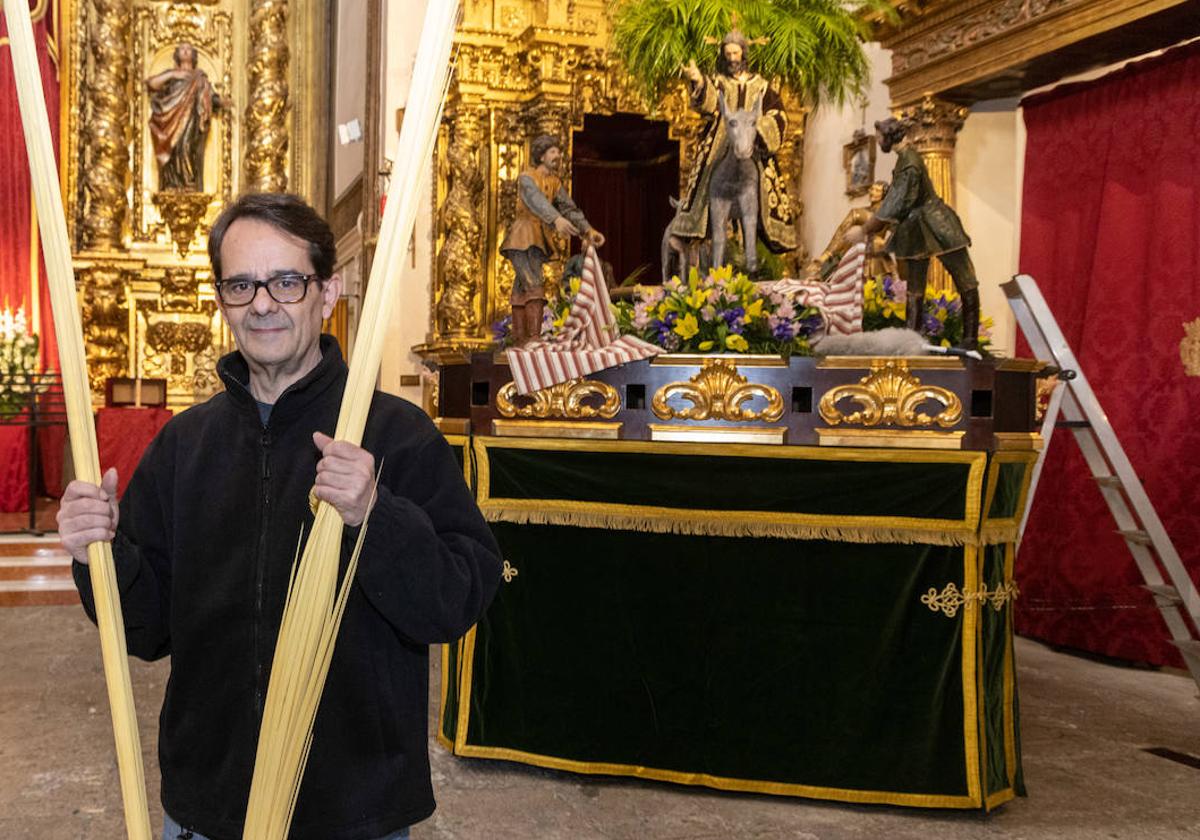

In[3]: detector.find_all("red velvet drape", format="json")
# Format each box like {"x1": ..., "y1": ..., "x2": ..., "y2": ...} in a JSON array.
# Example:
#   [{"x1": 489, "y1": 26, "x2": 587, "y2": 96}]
[
  {"x1": 0, "y1": 0, "x2": 61, "y2": 372},
  {"x1": 1016, "y1": 42, "x2": 1200, "y2": 668},
  {"x1": 2, "y1": 2, "x2": 63, "y2": 511}
]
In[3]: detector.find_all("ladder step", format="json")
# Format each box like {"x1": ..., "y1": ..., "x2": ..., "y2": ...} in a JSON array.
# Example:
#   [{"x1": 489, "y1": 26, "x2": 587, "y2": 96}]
[
  {"x1": 1095, "y1": 476, "x2": 1122, "y2": 488},
  {"x1": 1058, "y1": 420, "x2": 1092, "y2": 429},
  {"x1": 1118, "y1": 529, "x2": 1152, "y2": 546},
  {"x1": 1143, "y1": 584, "x2": 1182, "y2": 606}
]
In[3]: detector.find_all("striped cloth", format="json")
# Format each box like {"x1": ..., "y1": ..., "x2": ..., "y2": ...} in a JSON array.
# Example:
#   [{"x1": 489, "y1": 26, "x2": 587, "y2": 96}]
[
  {"x1": 765, "y1": 242, "x2": 866, "y2": 337},
  {"x1": 506, "y1": 246, "x2": 660, "y2": 395}
]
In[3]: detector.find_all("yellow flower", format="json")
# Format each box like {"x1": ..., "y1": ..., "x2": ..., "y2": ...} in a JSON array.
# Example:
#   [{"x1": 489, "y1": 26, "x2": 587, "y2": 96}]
[
  {"x1": 698, "y1": 340, "x2": 714, "y2": 351},
  {"x1": 673, "y1": 313, "x2": 700, "y2": 340},
  {"x1": 725, "y1": 334, "x2": 749, "y2": 352},
  {"x1": 686, "y1": 288, "x2": 710, "y2": 309},
  {"x1": 744, "y1": 299, "x2": 764, "y2": 321},
  {"x1": 569, "y1": 277, "x2": 581, "y2": 296}
]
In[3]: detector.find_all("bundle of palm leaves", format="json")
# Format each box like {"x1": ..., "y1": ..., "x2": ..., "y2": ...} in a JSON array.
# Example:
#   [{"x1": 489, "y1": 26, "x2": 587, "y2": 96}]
[{"x1": 610, "y1": 0, "x2": 893, "y2": 105}]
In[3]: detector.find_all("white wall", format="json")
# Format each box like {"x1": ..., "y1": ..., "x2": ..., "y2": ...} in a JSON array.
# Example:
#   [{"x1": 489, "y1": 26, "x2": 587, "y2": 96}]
[
  {"x1": 378, "y1": 0, "x2": 433, "y2": 402},
  {"x1": 955, "y1": 102, "x2": 1021, "y2": 355},
  {"x1": 801, "y1": 43, "x2": 896, "y2": 258},
  {"x1": 332, "y1": 0, "x2": 369, "y2": 200}
]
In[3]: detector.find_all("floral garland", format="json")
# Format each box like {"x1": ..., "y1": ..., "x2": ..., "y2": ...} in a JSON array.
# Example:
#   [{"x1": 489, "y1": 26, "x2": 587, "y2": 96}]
[
  {"x1": 491, "y1": 268, "x2": 994, "y2": 356},
  {"x1": 862, "y1": 275, "x2": 993, "y2": 349},
  {"x1": 613, "y1": 266, "x2": 820, "y2": 354}
]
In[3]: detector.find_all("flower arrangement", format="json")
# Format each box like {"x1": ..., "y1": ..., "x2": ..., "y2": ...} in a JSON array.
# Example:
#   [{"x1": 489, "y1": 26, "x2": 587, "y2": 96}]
[
  {"x1": 612, "y1": 265, "x2": 820, "y2": 355},
  {"x1": 862, "y1": 275, "x2": 993, "y2": 349},
  {"x1": 0, "y1": 306, "x2": 43, "y2": 416}
]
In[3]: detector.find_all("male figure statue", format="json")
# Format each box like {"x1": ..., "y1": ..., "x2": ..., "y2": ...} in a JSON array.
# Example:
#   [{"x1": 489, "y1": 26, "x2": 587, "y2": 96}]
[
  {"x1": 862, "y1": 117, "x2": 981, "y2": 349},
  {"x1": 499, "y1": 135, "x2": 605, "y2": 345},
  {"x1": 146, "y1": 43, "x2": 222, "y2": 192},
  {"x1": 674, "y1": 28, "x2": 796, "y2": 268}
]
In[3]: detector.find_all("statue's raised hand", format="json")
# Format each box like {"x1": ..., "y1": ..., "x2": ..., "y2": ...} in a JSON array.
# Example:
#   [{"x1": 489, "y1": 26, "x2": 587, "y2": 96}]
[{"x1": 682, "y1": 60, "x2": 701, "y2": 83}]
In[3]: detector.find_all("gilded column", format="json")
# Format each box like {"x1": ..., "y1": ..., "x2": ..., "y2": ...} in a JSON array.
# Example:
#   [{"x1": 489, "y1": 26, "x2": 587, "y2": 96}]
[
  {"x1": 243, "y1": 0, "x2": 290, "y2": 192},
  {"x1": 80, "y1": 0, "x2": 132, "y2": 251},
  {"x1": 434, "y1": 107, "x2": 485, "y2": 342},
  {"x1": 895, "y1": 94, "x2": 968, "y2": 294}
]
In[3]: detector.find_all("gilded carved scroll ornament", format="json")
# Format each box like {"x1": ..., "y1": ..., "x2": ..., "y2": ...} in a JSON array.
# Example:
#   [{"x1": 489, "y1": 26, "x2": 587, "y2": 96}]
[
  {"x1": 496, "y1": 378, "x2": 621, "y2": 419},
  {"x1": 818, "y1": 359, "x2": 962, "y2": 428},
  {"x1": 652, "y1": 359, "x2": 785, "y2": 422}
]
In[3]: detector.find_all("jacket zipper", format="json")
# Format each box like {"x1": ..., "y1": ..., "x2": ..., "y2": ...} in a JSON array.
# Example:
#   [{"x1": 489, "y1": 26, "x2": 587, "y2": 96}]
[{"x1": 254, "y1": 426, "x2": 272, "y2": 720}]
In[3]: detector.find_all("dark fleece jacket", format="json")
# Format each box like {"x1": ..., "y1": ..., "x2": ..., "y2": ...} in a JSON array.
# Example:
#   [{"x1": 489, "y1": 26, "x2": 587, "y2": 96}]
[{"x1": 74, "y1": 336, "x2": 502, "y2": 840}]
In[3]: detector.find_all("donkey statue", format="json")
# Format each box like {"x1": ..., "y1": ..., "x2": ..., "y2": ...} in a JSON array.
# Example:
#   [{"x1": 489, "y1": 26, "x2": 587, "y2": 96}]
[
  {"x1": 661, "y1": 196, "x2": 710, "y2": 283},
  {"x1": 710, "y1": 92, "x2": 761, "y2": 275}
]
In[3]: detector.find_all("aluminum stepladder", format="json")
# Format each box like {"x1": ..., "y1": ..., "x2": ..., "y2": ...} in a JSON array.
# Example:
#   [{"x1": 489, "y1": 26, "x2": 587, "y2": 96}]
[{"x1": 1003, "y1": 274, "x2": 1200, "y2": 692}]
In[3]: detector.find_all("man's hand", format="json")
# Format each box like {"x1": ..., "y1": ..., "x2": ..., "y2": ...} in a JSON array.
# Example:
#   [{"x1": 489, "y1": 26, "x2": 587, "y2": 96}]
[
  {"x1": 312, "y1": 432, "x2": 377, "y2": 527},
  {"x1": 553, "y1": 216, "x2": 580, "y2": 238},
  {"x1": 57, "y1": 468, "x2": 119, "y2": 564},
  {"x1": 586, "y1": 229, "x2": 606, "y2": 248},
  {"x1": 682, "y1": 60, "x2": 701, "y2": 83}
]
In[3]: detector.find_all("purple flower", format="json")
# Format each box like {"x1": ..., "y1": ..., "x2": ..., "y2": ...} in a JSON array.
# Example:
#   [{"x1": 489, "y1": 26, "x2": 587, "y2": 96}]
[
  {"x1": 796, "y1": 314, "x2": 823, "y2": 338},
  {"x1": 492, "y1": 316, "x2": 512, "y2": 343},
  {"x1": 923, "y1": 313, "x2": 943, "y2": 336}
]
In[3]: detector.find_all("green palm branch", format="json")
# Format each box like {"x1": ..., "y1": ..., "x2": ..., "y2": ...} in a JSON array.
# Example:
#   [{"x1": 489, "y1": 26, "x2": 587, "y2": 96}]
[{"x1": 610, "y1": 0, "x2": 894, "y2": 105}]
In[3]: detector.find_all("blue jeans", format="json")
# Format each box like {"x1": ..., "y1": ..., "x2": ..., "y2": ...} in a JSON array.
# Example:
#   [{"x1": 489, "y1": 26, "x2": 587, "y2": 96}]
[{"x1": 163, "y1": 813, "x2": 410, "y2": 840}]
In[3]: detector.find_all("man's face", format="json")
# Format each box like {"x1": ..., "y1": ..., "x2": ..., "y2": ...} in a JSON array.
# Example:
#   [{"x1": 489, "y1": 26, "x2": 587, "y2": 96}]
[
  {"x1": 216, "y1": 218, "x2": 340, "y2": 374},
  {"x1": 540, "y1": 146, "x2": 563, "y2": 172},
  {"x1": 723, "y1": 43, "x2": 744, "y2": 72}
]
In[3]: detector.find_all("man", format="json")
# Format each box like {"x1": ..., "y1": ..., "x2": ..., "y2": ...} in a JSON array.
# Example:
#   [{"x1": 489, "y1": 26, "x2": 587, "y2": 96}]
[
  {"x1": 146, "y1": 43, "x2": 222, "y2": 191},
  {"x1": 861, "y1": 117, "x2": 981, "y2": 349},
  {"x1": 499, "y1": 134, "x2": 605, "y2": 345},
  {"x1": 58, "y1": 193, "x2": 502, "y2": 840},
  {"x1": 674, "y1": 29, "x2": 797, "y2": 264}
]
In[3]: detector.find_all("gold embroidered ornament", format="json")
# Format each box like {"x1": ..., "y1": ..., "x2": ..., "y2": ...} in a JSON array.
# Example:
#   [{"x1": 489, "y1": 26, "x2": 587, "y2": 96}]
[{"x1": 1181, "y1": 317, "x2": 1200, "y2": 377}]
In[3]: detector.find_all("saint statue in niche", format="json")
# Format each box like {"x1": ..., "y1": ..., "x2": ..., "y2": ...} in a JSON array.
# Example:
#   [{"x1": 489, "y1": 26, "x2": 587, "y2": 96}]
[{"x1": 145, "y1": 43, "x2": 222, "y2": 192}]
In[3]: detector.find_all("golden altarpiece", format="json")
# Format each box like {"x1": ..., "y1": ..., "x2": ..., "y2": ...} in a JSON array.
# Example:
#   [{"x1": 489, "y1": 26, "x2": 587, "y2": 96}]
[
  {"x1": 414, "y1": 0, "x2": 813, "y2": 365},
  {"x1": 62, "y1": 0, "x2": 329, "y2": 411}
]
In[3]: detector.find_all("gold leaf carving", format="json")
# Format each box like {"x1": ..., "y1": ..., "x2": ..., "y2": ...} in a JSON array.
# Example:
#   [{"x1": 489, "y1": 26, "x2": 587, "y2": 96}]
[
  {"x1": 496, "y1": 379, "x2": 621, "y2": 419},
  {"x1": 818, "y1": 359, "x2": 962, "y2": 428},
  {"x1": 243, "y1": 0, "x2": 289, "y2": 192},
  {"x1": 651, "y1": 358, "x2": 784, "y2": 422},
  {"x1": 1181, "y1": 317, "x2": 1200, "y2": 377},
  {"x1": 81, "y1": 0, "x2": 133, "y2": 250},
  {"x1": 152, "y1": 191, "x2": 213, "y2": 258}
]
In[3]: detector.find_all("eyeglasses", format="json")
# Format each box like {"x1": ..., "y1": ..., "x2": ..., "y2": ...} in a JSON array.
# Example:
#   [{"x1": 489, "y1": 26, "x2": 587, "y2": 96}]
[{"x1": 216, "y1": 273, "x2": 322, "y2": 306}]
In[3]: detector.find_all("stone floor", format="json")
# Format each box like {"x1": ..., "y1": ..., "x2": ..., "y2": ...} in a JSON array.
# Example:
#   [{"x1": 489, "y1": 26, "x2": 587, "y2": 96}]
[{"x1": 1, "y1": 606, "x2": 1197, "y2": 839}]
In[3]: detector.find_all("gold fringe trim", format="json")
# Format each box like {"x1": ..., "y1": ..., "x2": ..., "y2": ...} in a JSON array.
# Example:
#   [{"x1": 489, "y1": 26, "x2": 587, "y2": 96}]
[
  {"x1": 979, "y1": 523, "x2": 1019, "y2": 545},
  {"x1": 482, "y1": 505, "x2": 978, "y2": 546}
]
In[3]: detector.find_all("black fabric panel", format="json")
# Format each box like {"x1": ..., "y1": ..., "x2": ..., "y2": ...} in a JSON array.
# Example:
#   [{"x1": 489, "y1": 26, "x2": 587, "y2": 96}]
[
  {"x1": 981, "y1": 544, "x2": 1010, "y2": 797},
  {"x1": 487, "y1": 448, "x2": 972, "y2": 522},
  {"x1": 464, "y1": 523, "x2": 971, "y2": 797},
  {"x1": 987, "y1": 462, "x2": 1026, "y2": 520}
]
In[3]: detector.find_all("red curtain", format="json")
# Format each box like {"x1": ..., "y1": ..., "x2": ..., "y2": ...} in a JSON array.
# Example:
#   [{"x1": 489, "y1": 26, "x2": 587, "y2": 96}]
[
  {"x1": 1016, "y1": 42, "x2": 1200, "y2": 667},
  {"x1": 1, "y1": 0, "x2": 61, "y2": 371},
  {"x1": 1, "y1": 2, "x2": 63, "y2": 510}
]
